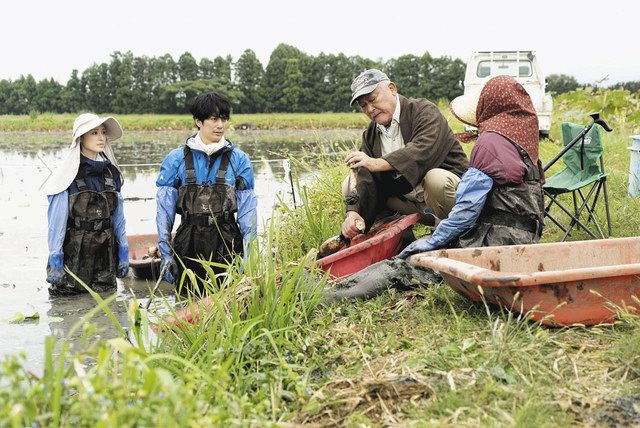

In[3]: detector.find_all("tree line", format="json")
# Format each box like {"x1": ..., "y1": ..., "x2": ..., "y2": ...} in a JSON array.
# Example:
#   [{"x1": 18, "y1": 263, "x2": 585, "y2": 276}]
[
  {"x1": 546, "y1": 74, "x2": 640, "y2": 95},
  {"x1": 0, "y1": 44, "x2": 466, "y2": 115}
]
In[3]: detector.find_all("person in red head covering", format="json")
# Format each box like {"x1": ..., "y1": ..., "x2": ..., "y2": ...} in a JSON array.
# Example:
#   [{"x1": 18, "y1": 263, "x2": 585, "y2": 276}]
[{"x1": 398, "y1": 75, "x2": 545, "y2": 258}]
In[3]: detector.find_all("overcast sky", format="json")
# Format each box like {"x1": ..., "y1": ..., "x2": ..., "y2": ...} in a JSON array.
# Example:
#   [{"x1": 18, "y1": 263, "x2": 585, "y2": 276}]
[{"x1": 3, "y1": 0, "x2": 637, "y2": 85}]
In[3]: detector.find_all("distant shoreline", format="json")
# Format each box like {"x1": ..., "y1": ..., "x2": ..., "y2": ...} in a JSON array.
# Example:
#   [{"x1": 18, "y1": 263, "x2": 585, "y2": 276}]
[{"x1": 0, "y1": 112, "x2": 370, "y2": 132}]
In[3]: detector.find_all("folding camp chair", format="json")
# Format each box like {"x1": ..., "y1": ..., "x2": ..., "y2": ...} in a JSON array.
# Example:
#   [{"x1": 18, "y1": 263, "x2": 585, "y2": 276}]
[{"x1": 543, "y1": 112, "x2": 613, "y2": 241}]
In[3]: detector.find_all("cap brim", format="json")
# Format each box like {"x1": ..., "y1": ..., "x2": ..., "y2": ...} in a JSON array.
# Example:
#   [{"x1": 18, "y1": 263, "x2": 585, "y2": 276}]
[{"x1": 350, "y1": 83, "x2": 379, "y2": 106}]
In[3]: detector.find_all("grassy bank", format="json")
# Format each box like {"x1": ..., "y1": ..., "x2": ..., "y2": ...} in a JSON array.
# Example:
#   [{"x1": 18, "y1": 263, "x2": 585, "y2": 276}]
[
  {"x1": 2, "y1": 89, "x2": 640, "y2": 425},
  {"x1": 0, "y1": 112, "x2": 369, "y2": 132}
]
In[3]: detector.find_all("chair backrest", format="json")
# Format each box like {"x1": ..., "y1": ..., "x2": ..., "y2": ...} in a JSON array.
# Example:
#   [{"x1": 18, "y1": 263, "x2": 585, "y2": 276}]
[{"x1": 561, "y1": 122, "x2": 604, "y2": 176}]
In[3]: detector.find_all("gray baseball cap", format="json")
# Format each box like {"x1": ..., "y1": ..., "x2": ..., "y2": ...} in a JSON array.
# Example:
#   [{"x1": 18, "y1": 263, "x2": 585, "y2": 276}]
[{"x1": 350, "y1": 69, "x2": 390, "y2": 106}]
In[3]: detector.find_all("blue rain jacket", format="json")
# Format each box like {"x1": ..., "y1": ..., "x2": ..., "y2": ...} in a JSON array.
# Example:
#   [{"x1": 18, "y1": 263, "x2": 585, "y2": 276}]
[
  {"x1": 47, "y1": 156, "x2": 128, "y2": 269},
  {"x1": 398, "y1": 168, "x2": 493, "y2": 258},
  {"x1": 155, "y1": 141, "x2": 258, "y2": 261}
]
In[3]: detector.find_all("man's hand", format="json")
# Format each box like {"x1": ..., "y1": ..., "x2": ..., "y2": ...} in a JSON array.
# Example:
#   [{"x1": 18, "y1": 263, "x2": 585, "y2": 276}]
[
  {"x1": 345, "y1": 151, "x2": 392, "y2": 173},
  {"x1": 341, "y1": 211, "x2": 366, "y2": 238}
]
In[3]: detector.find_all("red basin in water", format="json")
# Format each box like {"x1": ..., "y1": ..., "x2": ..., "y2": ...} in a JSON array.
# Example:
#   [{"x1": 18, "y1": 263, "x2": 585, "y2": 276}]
[
  {"x1": 127, "y1": 234, "x2": 161, "y2": 280},
  {"x1": 410, "y1": 237, "x2": 640, "y2": 326}
]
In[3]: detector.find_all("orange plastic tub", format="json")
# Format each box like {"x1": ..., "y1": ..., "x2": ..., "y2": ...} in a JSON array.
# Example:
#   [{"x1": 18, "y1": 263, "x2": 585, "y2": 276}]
[{"x1": 410, "y1": 237, "x2": 640, "y2": 326}]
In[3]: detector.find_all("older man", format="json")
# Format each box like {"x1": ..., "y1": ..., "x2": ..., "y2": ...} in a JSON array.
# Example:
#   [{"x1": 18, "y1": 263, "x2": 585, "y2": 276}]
[{"x1": 341, "y1": 69, "x2": 469, "y2": 238}]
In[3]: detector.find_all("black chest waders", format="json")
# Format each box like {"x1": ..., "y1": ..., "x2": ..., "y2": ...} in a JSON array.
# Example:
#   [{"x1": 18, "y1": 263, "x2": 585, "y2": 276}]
[
  {"x1": 172, "y1": 146, "x2": 243, "y2": 291},
  {"x1": 457, "y1": 142, "x2": 545, "y2": 248},
  {"x1": 49, "y1": 173, "x2": 119, "y2": 295}
]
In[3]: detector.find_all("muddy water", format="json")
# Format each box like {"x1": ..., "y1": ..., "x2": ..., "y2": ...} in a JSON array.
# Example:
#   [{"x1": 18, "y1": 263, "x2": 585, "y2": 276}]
[{"x1": 0, "y1": 129, "x2": 358, "y2": 372}]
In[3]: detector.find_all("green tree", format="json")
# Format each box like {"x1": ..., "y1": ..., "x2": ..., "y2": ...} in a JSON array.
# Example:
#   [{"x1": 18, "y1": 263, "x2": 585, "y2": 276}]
[
  {"x1": 61, "y1": 69, "x2": 86, "y2": 112},
  {"x1": 83, "y1": 63, "x2": 112, "y2": 113},
  {"x1": 34, "y1": 78, "x2": 64, "y2": 112},
  {"x1": 213, "y1": 55, "x2": 233, "y2": 86},
  {"x1": 159, "y1": 79, "x2": 241, "y2": 114},
  {"x1": 108, "y1": 51, "x2": 136, "y2": 113},
  {"x1": 427, "y1": 56, "x2": 465, "y2": 101},
  {"x1": 546, "y1": 74, "x2": 580, "y2": 95},
  {"x1": 262, "y1": 44, "x2": 308, "y2": 112},
  {"x1": 234, "y1": 49, "x2": 265, "y2": 113},
  {"x1": 386, "y1": 53, "x2": 434, "y2": 99},
  {"x1": 199, "y1": 58, "x2": 216, "y2": 79},
  {"x1": 612, "y1": 81, "x2": 640, "y2": 93},
  {"x1": 178, "y1": 52, "x2": 199, "y2": 82},
  {"x1": 0, "y1": 80, "x2": 13, "y2": 114}
]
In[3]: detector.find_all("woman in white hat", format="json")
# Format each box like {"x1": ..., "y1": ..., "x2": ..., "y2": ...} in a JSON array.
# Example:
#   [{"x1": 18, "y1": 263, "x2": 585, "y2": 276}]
[{"x1": 43, "y1": 113, "x2": 129, "y2": 295}]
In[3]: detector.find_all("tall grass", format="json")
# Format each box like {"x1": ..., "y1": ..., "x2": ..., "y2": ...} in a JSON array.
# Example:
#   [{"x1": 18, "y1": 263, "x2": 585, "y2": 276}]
[{"x1": 0, "y1": 200, "x2": 330, "y2": 424}]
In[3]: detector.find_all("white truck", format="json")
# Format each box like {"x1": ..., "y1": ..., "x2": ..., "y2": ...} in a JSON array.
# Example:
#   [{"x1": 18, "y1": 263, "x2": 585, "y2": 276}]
[{"x1": 462, "y1": 51, "x2": 553, "y2": 137}]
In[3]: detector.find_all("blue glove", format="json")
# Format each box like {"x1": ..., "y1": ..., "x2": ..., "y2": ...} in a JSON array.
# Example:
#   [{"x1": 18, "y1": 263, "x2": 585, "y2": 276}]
[
  {"x1": 397, "y1": 236, "x2": 435, "y2": 260},
  {"x1": 116, "y1": 242, "x2": 129, "y2": 278},
  {"x1": 46, "y1": 268, "x2": 66, "y2": 286},
  {"x1": 161, "y1": 257, "x2": 178, "y2": 283},
  {"x1": 117, "y1": 259, "x2": 129, "y2": 278}
]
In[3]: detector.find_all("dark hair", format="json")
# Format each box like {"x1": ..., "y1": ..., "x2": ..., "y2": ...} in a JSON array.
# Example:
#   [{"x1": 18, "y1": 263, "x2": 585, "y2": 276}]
[{"x1": 189, "y1": 92, "x2": 231, "y2": 127}]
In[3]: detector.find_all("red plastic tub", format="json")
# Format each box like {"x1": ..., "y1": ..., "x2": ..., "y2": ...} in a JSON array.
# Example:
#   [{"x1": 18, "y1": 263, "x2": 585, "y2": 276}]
[
  {"x1": 411, "y1": 237, "x2": 640, "y2": 326},
  {"x1": 316, "y1": 213, "x2": 419, "y2": 279}
]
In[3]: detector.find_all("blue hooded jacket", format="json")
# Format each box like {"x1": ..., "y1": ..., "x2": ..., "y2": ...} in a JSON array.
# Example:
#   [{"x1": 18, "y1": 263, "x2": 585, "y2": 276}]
[{"x1": 155, "y1": 140, "x2": 258, "y2": 261}]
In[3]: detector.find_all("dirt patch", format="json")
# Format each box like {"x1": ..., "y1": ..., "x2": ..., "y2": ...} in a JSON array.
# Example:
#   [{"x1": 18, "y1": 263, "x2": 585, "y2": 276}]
[
  {"x1": 299, "y1": 371, "x2": 433, "y2": 426},
  {"x1": 574, "y1": 395, "x2": 640, "y2": 427}
]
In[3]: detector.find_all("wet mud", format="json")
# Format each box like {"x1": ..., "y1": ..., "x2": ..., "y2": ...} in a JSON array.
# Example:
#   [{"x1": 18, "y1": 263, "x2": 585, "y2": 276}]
[
  {"x1": 322, "y1": 258, "x2": 442, "y2": 304},
  {"x1": 575, "y1": 395, "x2": 640, "y2": 427}
]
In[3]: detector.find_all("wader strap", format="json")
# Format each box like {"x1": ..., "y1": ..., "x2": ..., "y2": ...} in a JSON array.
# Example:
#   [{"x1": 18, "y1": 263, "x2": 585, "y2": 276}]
[
  {"x1": 75, "y1": 178, "x2": 88, "y2": 191},
  {"x1": 481, "y1": 208, "x2": 541, "y2": 235},
  {"x1": 505, "y1": 140, "x2": 541, "y2": 182},
  {"x1": 184, "y1": 145, "x2": 197, "y2": 184},
  {"x1": 104, "y1": 167, "x2": 115, "y2": 190},
  {"x1": 183, "y1": 144, "x2": 231, "y2": 185},
  {"x1": 216, "y1": 152, "x2": 231, "y2": 184}
]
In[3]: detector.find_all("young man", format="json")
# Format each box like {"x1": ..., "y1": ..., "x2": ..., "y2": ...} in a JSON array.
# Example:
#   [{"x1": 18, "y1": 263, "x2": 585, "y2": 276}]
[
  {"x1": 156, "y1": 92, "x2": 257, "y2": 289},
  {"x1": 342, "y1": 69, "x2": 469, "y2": 238}
]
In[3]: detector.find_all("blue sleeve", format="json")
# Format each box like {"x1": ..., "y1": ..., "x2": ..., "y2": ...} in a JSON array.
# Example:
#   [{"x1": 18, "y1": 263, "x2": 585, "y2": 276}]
[
  {"x1": 47, "y1": 191, "x2": 68, "y2": 269},
  {"x1": 235, "y1": 153, "x2": 257, "y2": 241},
  {"x1": 112, "y1": 192, "x2": 128, "y2": 263},
  {"x1": 237, "y1": 189, "x2": 257, "y2": 241},
  {"x1": 156, "y1": 186, "x2": 178, "y2": 259},
  {"x1": 156, "y1": 151, "x2": 182, "y2": 259},
  {"x1": 428, "y1": 168, "x2": 494, "y2": 249},
  {"x1": 156, "y1": 149, "x2": 183, "y2": 187}
]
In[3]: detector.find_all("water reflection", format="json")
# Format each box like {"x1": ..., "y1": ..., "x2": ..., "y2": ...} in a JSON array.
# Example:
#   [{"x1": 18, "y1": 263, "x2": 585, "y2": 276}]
[{"x1": 0, "y1": 129, "x2": 356, "y2": 373}]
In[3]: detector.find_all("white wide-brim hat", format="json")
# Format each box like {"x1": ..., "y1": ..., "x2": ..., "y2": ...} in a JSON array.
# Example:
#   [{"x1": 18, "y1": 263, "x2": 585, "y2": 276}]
[
  {"x1": 42, "y1": 113, "x2": 124, "y2": 196},
  {"x1": 450, "y1": 92, "x2": 480, "y2": 127}
]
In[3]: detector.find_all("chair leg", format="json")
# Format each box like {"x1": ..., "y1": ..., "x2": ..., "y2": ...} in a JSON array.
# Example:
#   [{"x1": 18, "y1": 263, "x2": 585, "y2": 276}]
[
  {"x1": 543, "y1": 195, "x2": 569, "y2": 233},
  {"x1": 571, "y1": 185, "x2": 605, "y2": 239},
  {"x1": 602, "y1": 178, "x2": 612, "y2": 237},
  {"x1": 544, "y1": 192, "x2": 598, "y2": 240}
]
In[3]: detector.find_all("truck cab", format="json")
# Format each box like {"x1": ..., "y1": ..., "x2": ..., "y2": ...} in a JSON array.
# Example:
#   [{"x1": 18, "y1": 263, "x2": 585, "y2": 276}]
[{"x1": 463, "y1": 51, "x2": 553, "y2": 137}]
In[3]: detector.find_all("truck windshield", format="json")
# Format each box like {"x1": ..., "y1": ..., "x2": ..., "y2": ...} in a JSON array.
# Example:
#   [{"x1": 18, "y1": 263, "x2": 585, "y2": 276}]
[{"x1": 476, "y1": 60, "x2": 533, "y2": 78}]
